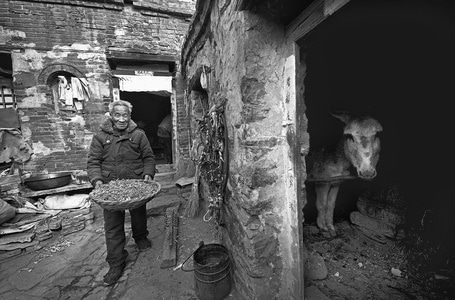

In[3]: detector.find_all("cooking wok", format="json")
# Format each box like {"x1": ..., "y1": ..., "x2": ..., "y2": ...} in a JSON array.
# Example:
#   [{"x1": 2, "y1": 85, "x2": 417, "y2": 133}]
[{"x1": 24, "y1": 172, "x2": 72, "y2": 191}]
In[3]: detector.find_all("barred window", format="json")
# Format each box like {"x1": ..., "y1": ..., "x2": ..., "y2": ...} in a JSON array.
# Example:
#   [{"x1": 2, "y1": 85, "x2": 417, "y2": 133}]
[
  {"x1": 0, "y1": 79, "x2": 15, "y2": 109},
  {"x1": 0, "y1": 52, "x2": 15, "y2": 109}
]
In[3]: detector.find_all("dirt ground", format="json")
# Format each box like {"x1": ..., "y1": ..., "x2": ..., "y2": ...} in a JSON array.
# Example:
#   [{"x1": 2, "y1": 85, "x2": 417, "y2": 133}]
[
  {"x1": 122, "y1": 203, "x2": 238, "y2": 300},
  {"x1": 0, "y1": 198, "x2": 239, "y2": 300},
  {"x1": 3, "y1": 191, "x2": 453, "y2": 299},
  {"x1": 303, "y1": 220, "x2": 455, "y2": 300}
]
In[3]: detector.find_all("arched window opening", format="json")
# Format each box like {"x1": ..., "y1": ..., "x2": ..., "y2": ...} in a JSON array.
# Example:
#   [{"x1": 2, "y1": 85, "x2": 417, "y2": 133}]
[{"x1": 48, "y1": 71, "x2": 90, "y2": 112}]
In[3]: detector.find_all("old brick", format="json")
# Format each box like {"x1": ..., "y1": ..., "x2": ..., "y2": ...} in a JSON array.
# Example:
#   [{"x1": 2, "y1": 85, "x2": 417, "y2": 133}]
[{"x1": 2, "y1": 0, "x2": 194, "y2": 175}]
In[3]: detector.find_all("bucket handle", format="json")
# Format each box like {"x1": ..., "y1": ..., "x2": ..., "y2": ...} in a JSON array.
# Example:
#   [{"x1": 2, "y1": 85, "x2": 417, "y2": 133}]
[{"x1": 180, "y1": 241, "x2": 219, "y2": 272}]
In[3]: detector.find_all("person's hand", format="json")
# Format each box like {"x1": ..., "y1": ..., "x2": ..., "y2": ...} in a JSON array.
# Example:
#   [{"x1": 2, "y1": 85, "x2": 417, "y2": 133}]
[
  {"x1": 94, "y1": 180, "x2": 103, "y2": 189},
  {"x1": 144, "y1": 175, "x2": 153, "y2": 183}
]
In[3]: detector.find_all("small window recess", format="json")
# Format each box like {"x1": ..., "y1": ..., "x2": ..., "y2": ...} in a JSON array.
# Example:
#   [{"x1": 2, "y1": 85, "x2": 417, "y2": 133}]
[
  {"x1": 0, "y1": 52, "x2": 16, "y2": 109},
  {"x1": 50, "y1": 72, "x2": 90, "y2": 113}
]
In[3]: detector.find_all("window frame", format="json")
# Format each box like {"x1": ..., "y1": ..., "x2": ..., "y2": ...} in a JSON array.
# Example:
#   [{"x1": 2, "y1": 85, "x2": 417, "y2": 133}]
[{"x1": 0, "y1": 78, "x2": 16, "y2": 109}]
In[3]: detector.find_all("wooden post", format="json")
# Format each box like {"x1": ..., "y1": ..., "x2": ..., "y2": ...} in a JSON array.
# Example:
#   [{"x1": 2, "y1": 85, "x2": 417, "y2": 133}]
[{"x1": 160, "y1": 205, "x2": 179, "y2": 268}]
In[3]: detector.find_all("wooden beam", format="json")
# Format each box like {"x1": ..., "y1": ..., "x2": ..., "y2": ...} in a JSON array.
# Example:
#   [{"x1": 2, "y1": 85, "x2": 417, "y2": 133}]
[
  {"x1": 286, "y1": 0, "x2": 350, "y2": 41},
  {"x1": 106, "y1": 51, "x2": 177, "y2": 63}
]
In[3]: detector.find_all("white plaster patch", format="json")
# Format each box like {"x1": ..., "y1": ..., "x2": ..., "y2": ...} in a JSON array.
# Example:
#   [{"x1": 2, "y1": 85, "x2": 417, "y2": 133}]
[
  {"x1": 52, "y1": 43, "x2": 101, "y2": 52},
  {"x1": 22, "y1": 49, "x2": 44, "y2": 70},
  {"x1": 17, "y1": 42, "x2": 36, "y2": 48},
  {"x1": 98, "y1": 83, "x2": 111, "y2": 98},
  {"x1": 70, "y1": 43, "x2": 91, "y2": 51},
  {"x1": 32, "y1": 141, "x2": 53, "y2": 155},
  {"x1": 70, "y1": 115, "x2": 86, "y2": 126},
  {"x1": 0, "y1": 26, "x2": 26, "y2": 43},
  {"x1": 115, "y1": 28, "x2": 126, "y2": 36},
  {"x1": 46, "y1": 50, "x2": 69, "y2": 59},
  {"x1": 77, "y1": 52, "x2": 98, "y2": 60},
  {"x1": 17, "y1": 87, "x2": 47, "y2": 108},
  {"x1": 21, "y1": 126, "x2": 32, "y2": 140},
  {"x1": 25, "y1": 86, "x2": 39, "y2": 96},
  {"x1": 47, "y1": 43, "x2": 102, "y2": 59},
  {"x1": 11, "y1": 52, "x2": 30, "y2": 72}
]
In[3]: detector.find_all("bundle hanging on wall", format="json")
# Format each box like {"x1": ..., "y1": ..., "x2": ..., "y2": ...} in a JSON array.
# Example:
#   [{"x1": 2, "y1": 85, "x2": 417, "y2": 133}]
[{"x1": 184, "y1": 99, "x2": 228, "y2": 225}]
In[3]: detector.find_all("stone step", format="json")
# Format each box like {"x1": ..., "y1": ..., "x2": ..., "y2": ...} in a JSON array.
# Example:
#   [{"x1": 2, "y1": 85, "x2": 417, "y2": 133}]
[
  {"x1": 155, "y1": 167, "x2": 177, "y2": 198},
  {"x1": 160, "y1": 183, "x2": 177, "y2": 196},
  {"x1": 156, "y1": 164, "x2": 175, "y2": 173},
  {"x1": 155, "y1": 171, "x2": 176, "y2": 184}
]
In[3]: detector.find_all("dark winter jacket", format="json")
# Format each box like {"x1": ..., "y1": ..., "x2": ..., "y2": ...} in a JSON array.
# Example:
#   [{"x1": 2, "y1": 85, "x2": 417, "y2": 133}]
[{"x1": 87, "y1": 119, "x2": 155, "y2": 185}]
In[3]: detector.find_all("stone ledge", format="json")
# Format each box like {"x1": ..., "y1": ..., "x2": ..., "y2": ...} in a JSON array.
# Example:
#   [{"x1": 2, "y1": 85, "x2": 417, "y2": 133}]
[{"x1": 18, "y1": 0, "x2": 124, "y2": 10}]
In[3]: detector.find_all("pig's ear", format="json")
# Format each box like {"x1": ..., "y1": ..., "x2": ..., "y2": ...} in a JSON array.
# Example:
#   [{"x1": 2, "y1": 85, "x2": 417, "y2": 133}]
[{"x1": 329, "y1": 111, "x2": 351, "y2": 124}]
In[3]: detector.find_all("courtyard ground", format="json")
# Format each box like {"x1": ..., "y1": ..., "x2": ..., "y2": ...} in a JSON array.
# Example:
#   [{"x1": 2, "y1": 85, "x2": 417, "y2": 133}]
[
  {"x1": 303, "y1": 220, "x2": 455, "y2": 300},
  {"x1": 2, "y1": 194, "x2": 453, "y2": 299},
  {"x1": 0, "y1": 197, "x2": 239, "y2": 300}
]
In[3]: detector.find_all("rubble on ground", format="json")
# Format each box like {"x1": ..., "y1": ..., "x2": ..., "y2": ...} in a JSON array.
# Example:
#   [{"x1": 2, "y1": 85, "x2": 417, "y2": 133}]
[{"x1": 0, "y1": 194, "x2": 95, "y2": 261}]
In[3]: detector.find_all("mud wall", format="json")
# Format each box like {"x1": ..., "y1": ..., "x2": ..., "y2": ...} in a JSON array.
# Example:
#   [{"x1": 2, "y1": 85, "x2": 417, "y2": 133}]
[
  {"x1": 181, "y1": 1, "x2": 304, "y2": 299},
  {"x1": 0, "y1": 0, "x2": 195, "y2": 173}
]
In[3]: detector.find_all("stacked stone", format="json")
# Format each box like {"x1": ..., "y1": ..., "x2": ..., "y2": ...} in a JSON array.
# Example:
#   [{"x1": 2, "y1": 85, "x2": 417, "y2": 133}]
[
  {"x1": 54, "y1": 208, "x2": 95, "y2": 236},
  {"x1": 0, "y1": 207, "x2": 95, "y2": 261}
]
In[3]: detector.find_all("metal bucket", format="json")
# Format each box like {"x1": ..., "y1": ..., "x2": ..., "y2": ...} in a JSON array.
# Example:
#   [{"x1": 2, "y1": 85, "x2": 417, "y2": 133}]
[{"x1": 182, "y1": 242, "x2": 232, "y2": 300}]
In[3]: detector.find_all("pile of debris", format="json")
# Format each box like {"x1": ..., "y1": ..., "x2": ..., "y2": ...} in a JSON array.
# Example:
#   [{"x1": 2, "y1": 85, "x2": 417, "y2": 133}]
[
  {"x1": 0, "y1": 194, "x2": 94, "y2": 261},
  {"x1": 350, "y1": 182, "x2": 406, "y2": 243},
  {"x1": 0, "y1": 174, "x2": 22, "y2": 195}
]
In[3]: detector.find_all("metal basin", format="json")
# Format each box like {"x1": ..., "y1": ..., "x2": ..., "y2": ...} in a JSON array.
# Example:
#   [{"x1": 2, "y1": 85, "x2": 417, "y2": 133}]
[{"x1": 24, "y1": 172, "x2": 72, "y2": 191}]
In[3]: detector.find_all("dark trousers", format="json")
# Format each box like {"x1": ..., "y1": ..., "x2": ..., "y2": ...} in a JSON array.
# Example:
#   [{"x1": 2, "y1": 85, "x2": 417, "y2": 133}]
[
  {"x1": 103, "y1": 204, "x2": 149, "y2": 267},
  {"x1": 160, "y1": 137, "x2": 172, "y2": 164}
]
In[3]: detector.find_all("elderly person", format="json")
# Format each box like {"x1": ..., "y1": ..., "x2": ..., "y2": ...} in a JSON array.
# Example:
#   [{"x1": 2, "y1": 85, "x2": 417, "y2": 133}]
[{"x1": 87, "y1": 100, "x2": 156, "y2": 286}]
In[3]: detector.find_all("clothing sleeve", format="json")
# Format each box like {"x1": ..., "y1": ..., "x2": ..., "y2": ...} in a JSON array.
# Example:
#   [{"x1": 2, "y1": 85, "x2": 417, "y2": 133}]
[
  {"x1": 87, "y1": 134, "x2": 104, "y2": 185},
  {"x1": 138, "y1": 130, "x2": 156, "y2": 179}
]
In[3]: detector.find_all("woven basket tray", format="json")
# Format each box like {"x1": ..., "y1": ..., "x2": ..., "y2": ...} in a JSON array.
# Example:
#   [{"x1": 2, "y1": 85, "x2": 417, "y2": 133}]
[{"x1": 88, "y1": 179, "x2": 161, "y2": 211}]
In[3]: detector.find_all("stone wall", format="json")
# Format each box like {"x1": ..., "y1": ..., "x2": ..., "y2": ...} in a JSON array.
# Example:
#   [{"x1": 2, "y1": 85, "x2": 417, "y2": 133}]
[
  {"x1": 0, "y1": 0, "x2": 195, "y2": 173},
  {"x1": 181, "y1": 0, "x2": 305, "y2": 299}
]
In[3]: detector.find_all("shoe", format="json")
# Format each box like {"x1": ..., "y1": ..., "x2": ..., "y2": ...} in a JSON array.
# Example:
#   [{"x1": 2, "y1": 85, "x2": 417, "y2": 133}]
[
  {"x1": 103, "y1": 263, "x2": 126, "y2": 286},
  {"x1": 136, "y1": 238, "x2": 152, "y2": 251}
]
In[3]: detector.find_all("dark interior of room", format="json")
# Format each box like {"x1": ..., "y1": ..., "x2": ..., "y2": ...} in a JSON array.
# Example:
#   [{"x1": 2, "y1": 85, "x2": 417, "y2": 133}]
[
  {"x1": 0, "y1": 52, "x2": 12, "y2": 76},
  {"x1": 301, "y1": 0, "x2": 455, "y2": 263},
  {"x1": 121, "y1": 91, "x2": 172, "y2": 165}
]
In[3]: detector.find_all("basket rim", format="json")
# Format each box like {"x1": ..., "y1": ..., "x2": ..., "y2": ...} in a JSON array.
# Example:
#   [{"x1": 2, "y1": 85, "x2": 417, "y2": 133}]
[{"x1": 89, "y1": 180, "x2": 161, "y2": 211}]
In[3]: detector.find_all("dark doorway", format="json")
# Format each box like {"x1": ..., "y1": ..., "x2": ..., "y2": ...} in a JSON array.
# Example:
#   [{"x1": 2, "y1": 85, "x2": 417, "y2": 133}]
[
  {"x1": 121, "y1": 91, "x2": 172, "y2": 165},
  {"x1": 300, "y1": 0, "x2": 455, "y2": 270}
]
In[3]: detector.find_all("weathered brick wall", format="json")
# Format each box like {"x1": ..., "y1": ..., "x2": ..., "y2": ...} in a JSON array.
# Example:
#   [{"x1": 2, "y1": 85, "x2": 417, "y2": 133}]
[
  {"x1": 173, "y1": 67, "x2": 191, "y2": 161},
  {"x1": 0, "y1": 0, "x2": 195, "y2": 173},
  {"x1": 181, "y1": 1, "x2": 305, "y2": 299}
]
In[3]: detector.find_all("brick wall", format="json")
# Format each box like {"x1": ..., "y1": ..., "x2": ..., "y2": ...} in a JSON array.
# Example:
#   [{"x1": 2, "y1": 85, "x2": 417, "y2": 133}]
[{"x1": 0, "y1": 0, "x2": 195, "y2": 173}]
